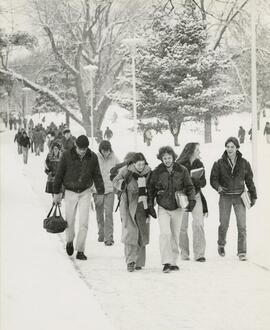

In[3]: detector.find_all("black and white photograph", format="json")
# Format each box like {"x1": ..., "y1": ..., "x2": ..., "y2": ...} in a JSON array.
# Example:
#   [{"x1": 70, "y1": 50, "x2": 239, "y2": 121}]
[{"x1": 0, "y1": 0, "x2": 270, "y2": 329}]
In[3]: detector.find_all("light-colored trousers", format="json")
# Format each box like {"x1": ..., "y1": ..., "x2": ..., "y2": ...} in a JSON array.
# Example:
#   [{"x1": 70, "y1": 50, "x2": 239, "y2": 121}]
[
  {"x1": 179, "y1": 193, "x2": 206, "y2": 260},
  {"x1": 94, "y1": 192, "x2": 115, "y2": 242},
  {"x1": 22, "y1": 146, "x2": 29, "y2": 164},
  {"x1": 64, "y1": 188, "x2": 91, "y2": 252},
  {"x1": 124, "y1": 244, "x2": 146, "y2": 267},
  {"x1": 158, "y1": 206, "x2": 184, "y2": 265}
]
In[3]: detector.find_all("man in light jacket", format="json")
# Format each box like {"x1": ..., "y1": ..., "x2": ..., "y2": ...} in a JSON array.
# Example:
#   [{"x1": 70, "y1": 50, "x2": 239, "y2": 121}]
[{"x1": 94, "y1": 140, "x2": 119, "y2": 245}]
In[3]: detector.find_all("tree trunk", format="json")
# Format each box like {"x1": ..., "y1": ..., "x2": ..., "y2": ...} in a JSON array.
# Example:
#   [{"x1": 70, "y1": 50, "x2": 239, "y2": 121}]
[
  {"x1": 65, "y1": 111, "x2": 70, "y2": 127},
  {"x1": 204, "y1": 113, "x2": 212, "y2": 143},
  {"x1": 94, "y1": 94, "x2": 112, "y2": 132},
  {"x1": 168, "y1": 117, "x2": 182, "y2": 146}
]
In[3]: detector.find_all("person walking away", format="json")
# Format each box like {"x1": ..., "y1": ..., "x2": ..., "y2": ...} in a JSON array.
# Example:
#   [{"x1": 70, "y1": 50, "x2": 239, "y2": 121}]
[
  {"x1": 148, "y1": 146, "x2": 196, "y2": 273},
  {"x1": 19, "y1": 131, "x2": 31, "y2": 164},
  {"x1": 176, "y1": 143, "x2": 208, "y2": 262},
  {"x1": 238, "y1": 126, "x2": 246, "y2": 144},
  {"x1": 61, "y1": 128, "x2": 75, "y2": 152},
  {"x1": 53, "y1": 135, "x2": 104, "y2": 260},
  {"x1": 28, "y1": 129, "x2": 34, "y2": 153},
  {"x1": 94, "y1": 140, "x2": 119, "y2": 245},
  {"x1": 263, "y1": 122, "x2": 270, "y2": 144},
  {"x1": 45, "y1": 142, "x2": 62, "y2": 198},
  {"x1": 14, "y1": 129, "x2": 23, "y2": 155},
  {"x1": 210, "y1": 137, "x2": 257, "y2": 261},
  {"x1": 104, "y1": 126, "x2": 113, "y2": 141},
  {"x1": 113, "y1": 153, "x2": 154, "y2": 272}
]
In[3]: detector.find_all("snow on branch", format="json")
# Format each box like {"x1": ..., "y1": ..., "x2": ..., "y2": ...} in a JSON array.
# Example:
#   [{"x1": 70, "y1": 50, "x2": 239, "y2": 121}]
[{"x1": 0, "y1": 68, "x2": 83, "y2": 126}]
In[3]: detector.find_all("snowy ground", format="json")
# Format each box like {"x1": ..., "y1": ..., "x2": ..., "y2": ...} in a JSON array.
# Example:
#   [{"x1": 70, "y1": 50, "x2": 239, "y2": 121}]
[{"x1": 1, "y1": 108, "x2": 270, "y2": 330}]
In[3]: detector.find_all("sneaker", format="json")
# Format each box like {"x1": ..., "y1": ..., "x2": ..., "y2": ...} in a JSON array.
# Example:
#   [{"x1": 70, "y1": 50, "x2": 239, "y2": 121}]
[
  {"x1": 104, "y1": 240, "x2": 114, "y2": 246},
  {"x1": 66, "y1": 242, "x2": 74, "y2": 256},
  {"x1": 162, "y1": 263, "x2": 171, "y2": 273},
  {"x1": 76, "y1": 252, "x2": 87, "y2": 260},
  {"x1": 170, "y1": 265, "x2": 180, "y2": 271},
  {"x1": 196, "y1": 257, "x2": 206, "y2": 262},
  {"x1": 239, "y1": 254, "x2": 247, "y2": 261},
  {"x1": 135, "y1": 266, "x2": 142, "y2": 270},
  {"x1": 127, "y1": 262, "x2": 135, "y2": 272},
  {"x1": 218, "y1": 246, "x2": 225, "y2": 257}
]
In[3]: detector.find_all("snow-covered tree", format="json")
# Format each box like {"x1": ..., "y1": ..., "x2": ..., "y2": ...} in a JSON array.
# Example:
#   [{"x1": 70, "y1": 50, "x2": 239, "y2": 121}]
[{"x1": 114, "y1": 6, "x2": 243, "y2": 145}]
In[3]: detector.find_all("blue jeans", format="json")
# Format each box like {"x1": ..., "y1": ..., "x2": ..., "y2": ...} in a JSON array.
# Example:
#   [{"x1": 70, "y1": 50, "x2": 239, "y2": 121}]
[{"x1": 218, "y1": 195, "x2": 246, "y2": 255}]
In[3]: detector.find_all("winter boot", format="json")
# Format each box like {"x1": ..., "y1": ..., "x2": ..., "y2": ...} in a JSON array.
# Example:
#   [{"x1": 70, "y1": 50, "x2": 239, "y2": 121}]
[
  {"x1": 239, "y1": 254, "x2": 247, "y2": 261},
  {"x1": 170, "y1": 265, "x2": 180, "y2": 271},
  {"x1": 196, "y1": 257, "x2": 206, "y2": 262},
  {"x1": 162, "y1": 263, "x2": 171, "y2": 273},
  {"x1": 66, "y1": 242, "x2": 74, "y2": 256},
  {"x1": 76, "y1": 252, "x2": 87, "y2": 260}
]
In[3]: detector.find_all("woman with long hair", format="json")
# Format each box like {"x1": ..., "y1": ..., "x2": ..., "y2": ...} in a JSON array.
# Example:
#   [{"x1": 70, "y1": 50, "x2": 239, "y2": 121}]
[
  {"x1": 113, "y1": 153, "x2": 155, "y2": 272},
  {"x1": 45, "y1": 142, "x2": 62, "y2": 199},
  {"x1": 177, "y1": 143, "x2": 208, "y2": 262}
]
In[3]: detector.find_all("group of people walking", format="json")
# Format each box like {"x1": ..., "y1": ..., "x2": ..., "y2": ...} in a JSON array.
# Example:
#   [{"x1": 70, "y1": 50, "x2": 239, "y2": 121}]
[{"x1": 50, "y1": 132, "x2": 257, "y2": 272}]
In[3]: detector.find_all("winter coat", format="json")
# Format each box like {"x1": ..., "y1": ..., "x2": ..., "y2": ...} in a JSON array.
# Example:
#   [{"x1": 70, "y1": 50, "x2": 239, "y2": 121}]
[
  {"x1": 32, "y1": 130, "x2": 44, "y2": 144},
  {"x1": 54, "y1": 147, "x2": 104, "y2": 194},
  {"x1": 210, "y1": 150, "x2": 257, "y2": 200},
  {"x1": 104, "y1": 128, "x2": 113, "y2": 139},
  {"x1": 113, "y1": 164, "x2": 151, "y2": 246},
  {"x1": 148, "y1": 162, "x2": 196, "y2": 211},
  {"x1": 45, "y1": 151, "x2": 62, "y2": 182},
  {"x1": 19, "y1": 136, "x2": 30, "y2": 148},
  {"x1": 14, "y1": 132, "x2": 22, "y2": 144},
  {"x1": 96, "y1": 151, "x2": 119, "y2": 194},
  {"x1": 176, "y1": 158, "x2": 208, "y2": 214}
]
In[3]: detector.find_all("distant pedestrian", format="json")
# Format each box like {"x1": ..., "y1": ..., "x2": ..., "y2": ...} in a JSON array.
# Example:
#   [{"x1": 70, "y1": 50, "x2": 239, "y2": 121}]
[
  {"x1": 113, "y1": 153, "x2": 153, "y2": 272},
  {"x1": 104, "y1": 126, "x2": 113, "y2": 140},
  {"x1": 238, "y1": 126, "x2": 246, "y2": 144},
  {"x1": 61, "y1": 128, "x2": 75, "y2": 152},
  {"x1": 95, "y1": 128, "x2": 103, "y2": 144},
  {"x1": 14, "y1": 129, "x2": 23, "y2": 154},
  {"x1": 143, "y1": 129, "x2": 153, "y2": 146},
  {"x1": 94, "y1": 140, "x2": 119, "y2": 245},
  {"x1": 45, "y1": 142, "x2": 62, "y2": 198},
  {"x1": 148, "y1": 146, "x2": 196, "y2": 273},
  {"x1": 53, "y1": 135, "x2": 104, "y2": 260},
  {"x1": 263, "y1": 122, "x2": 270, "y2": 144},
  {"x1": 248, "y1": 128, "x2": 252, "y2": 141},
  {"x1": 19, "y1": 131, "x2": 31, "y2": 164},
  {"x1": 210, "y1": 137, "x2": 257, "y2": 261},
  {"x1": 177, "y1": 143, "x2": 208, "y2": 262},
  {"x1": 3, "y1": 116, "x2": 7, "y2": 128}
]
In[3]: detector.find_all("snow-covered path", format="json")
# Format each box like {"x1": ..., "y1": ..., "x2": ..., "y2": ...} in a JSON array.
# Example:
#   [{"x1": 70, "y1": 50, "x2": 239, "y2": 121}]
[
  {"x1": 0, "y1": 130, "x2": 115, "y2": 330},
  {"x1": 1, "y1": 114, "x2": 270, "y2": 330}
]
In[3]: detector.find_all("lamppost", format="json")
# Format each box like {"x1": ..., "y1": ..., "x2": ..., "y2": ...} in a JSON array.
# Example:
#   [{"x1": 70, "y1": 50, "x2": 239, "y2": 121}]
[
  {"x1": 83, "y1": 64, "x2": 98, "y2": 147},
  {"x1": 123, "y1": 38, "x2": 144, "y2": 151},
  {"x1": 251, "y1": 0, "x2": 258, "y2": 183},
  {"x1": 22, "y1": 87, "x2": 31, "y2": 119}
]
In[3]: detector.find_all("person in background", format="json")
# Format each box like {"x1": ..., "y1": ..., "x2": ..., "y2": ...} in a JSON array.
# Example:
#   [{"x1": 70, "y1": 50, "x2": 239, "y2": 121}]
[
  {"x1": 93, "y1": 140, "x2": 119, "y2": 245},
  {"x1": 14, "y1": 129, "x2": 23, "y2": 155},
  {"x1": 104, "y1": 126, "x2": 113, "y2": 140},
  {"x1": 53, "y1": 135, "x2": 104, "y2": 260},
  {"x1": 148, "y1": 146, "x2": 196, "y2": 273},
  {"x1": 113, "y1": 153, "x2": 153, "y2": 272},
  {"x1": 95, "y1": 128, "x2": 103, "y2": 144},
  {"x1": 61, "y1": 128, "x2": 75, "y2": 152},
  {"x1": 45, "y1": 142, "x2": 62, "y2": 198},
  {"x1": 19, "y1": 131, "x2": 31, "y2": 164},
  {"x1": 238, "y1": 126, "x2": 246, "y2": 144},
  {"x1": 28, "y1": 129, "x2": 34, "y2": 153},
  {"x1": 176, "y1": 143, "x2": 208, "y2": 262},
  {"x1": 263, "y1": 122, "x2": 270, "y2": 144},
  {"x1": 210, "y1": 137, "x2": 257, "y2": 261},
  {"x1": 143, "y1": 128, "x2": 153, "y2": 146}
]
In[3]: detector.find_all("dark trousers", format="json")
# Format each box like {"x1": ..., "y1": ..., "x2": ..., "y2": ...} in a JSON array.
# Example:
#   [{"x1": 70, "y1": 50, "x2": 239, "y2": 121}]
[{"x1": 218, "y1": 195, "x2": 246, "y2": 255}]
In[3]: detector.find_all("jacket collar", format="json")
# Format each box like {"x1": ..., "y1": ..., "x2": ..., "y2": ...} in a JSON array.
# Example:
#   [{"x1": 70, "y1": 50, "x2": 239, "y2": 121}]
[
  {"x1": 221, "y1": 150, "x2": 242, "y2": 161},
  {"x1": 70, "y1": 146, "x2": 92, "y2": 160}
]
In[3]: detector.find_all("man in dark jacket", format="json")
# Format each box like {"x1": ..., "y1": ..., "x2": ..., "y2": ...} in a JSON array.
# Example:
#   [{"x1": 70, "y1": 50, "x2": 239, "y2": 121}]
[
  {"x1": 210, "y1": 137, "x2": 257, "y2": 261},
  {"x1": 148, "y1": 146, "x2": 196, "y2": 273},
  {"x1": 19, "y1": 131, "x2": 31, "y2": 164},
  {"x1": 53, "y1": 135, "x2": 105, "y2": 260},
  {"x1": 61, "y1": 128, "x2": 75, "y2": 152}
]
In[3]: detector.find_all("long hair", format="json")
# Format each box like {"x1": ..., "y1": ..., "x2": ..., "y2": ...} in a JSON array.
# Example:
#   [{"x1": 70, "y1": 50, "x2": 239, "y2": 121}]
[
  {"x1": 177, "y1": 143, "x2": 199, "y2": 164},
  {"x1": 131, "y1": 152, "x2": 148, "y2": 165}
]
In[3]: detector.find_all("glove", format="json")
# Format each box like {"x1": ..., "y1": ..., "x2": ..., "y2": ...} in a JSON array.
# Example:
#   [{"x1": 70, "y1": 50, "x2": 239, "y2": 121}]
[
  {"x1": 132, "y1": 172, "x2": 140, "y2": 180},
  {"x1": 218, "y1": 186, "x2": 228, "y2": 194},
  {"x1": 53, "y1": 193, "x2": 62, "y2": 205},
  {"x1": 146, "y1": 206, "x2": 157, "y2": 219},
  {"x1": 250, "y1": 198, "x2": 256, "y2": 207},
  {"x1": 186, "y1": 200, "x2": 196, "y2": 212}
]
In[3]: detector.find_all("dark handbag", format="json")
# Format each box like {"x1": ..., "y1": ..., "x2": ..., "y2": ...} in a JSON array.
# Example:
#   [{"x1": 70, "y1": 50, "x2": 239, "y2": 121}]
[{"x1": 43, "y1": 204, "x2": 67, "y2": 233}]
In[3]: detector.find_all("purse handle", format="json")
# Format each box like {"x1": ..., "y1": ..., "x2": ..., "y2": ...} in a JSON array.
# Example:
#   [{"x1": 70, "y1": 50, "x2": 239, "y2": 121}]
[{"x1": 47, "y1": 203, "x2": 63, "y2": 218}]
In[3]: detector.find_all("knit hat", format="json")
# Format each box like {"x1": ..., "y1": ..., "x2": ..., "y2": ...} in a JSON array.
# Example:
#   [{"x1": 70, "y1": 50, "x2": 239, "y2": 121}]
[{"x1": 76, "y1": 135, "x2": 89, "y2": 148}]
